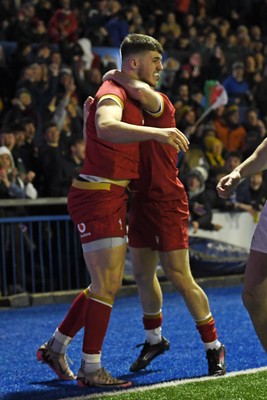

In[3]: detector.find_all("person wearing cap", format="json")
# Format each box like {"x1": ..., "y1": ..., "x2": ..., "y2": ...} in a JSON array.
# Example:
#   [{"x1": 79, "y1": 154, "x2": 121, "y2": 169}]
[{"x1": 222, "y1": 61, "x2": 252, "y2": 107}]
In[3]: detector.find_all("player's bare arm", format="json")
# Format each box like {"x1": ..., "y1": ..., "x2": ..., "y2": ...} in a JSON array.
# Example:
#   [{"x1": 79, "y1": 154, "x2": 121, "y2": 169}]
[
  {"x1": 95, "y1": 98, "x2": 189, "y2": 152},
  {"x1": 101, "y1": 71, "x2": 189, "y2": 152},
  {"x1": 217, "y1": 138, "x2": 267, "y2": 198},
  {"x1": 103, "y1": 69, "x2": 161, "y2": 112}
]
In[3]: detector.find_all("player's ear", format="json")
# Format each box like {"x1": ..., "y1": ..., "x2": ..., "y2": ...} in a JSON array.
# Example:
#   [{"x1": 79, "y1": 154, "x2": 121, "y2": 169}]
[{"x1": 129, "y1": 57, "x2": 139, "y2": 70}]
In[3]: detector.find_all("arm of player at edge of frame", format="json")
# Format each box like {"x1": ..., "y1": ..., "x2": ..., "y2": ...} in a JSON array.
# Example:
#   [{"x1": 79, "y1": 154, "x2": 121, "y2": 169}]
[{"x1": 216, "y1": 137, "x2": 267, "y2": 198}]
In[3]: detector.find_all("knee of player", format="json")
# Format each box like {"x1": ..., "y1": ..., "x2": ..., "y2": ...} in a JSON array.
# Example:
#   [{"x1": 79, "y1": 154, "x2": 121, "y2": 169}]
[
  {"x1": 133, "y1": 270, "x2": 157, "y2": 286},
  {"x1": 242, "y1": 286, "x2": 264, "y2": 313},
  {"x1": 95, "y1": 278, "x2": 122, "y2": 299},
  {"x1": 168, "y1": 271, "x2": 198, "y2": 293},
  {"x1": 242, "y1": 287, "x2": 254, "y2": 308}
]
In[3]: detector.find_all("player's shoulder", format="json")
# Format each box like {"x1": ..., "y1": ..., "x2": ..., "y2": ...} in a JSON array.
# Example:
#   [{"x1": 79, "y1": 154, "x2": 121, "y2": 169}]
[{"x1": 95, "y1": 80, "x2": 129, "y2": 108}]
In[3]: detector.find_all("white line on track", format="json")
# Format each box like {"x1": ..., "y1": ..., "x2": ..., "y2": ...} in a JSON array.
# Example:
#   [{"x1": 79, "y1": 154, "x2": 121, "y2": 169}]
[{"x1": 60, "y1": 366, "x2": 267, "y2": 400}]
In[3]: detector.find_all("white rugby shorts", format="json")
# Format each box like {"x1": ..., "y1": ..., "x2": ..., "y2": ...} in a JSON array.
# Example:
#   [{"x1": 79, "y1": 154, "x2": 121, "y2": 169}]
[{"x1": 250, "y1": 201, "x2": 267, "y2": 254}]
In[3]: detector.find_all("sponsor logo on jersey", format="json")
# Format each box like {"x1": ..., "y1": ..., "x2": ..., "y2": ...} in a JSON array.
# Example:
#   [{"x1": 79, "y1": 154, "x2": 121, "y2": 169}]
[
  {"x1": 78, "y1": 223, "x2": 86, "y2": 233},
  {"x1": 78, "y1": 222, "x2": 92, "y2": 238}
]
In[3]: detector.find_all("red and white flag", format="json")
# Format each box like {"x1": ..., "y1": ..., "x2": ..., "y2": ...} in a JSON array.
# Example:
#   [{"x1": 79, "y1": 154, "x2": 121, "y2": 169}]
[{"x1": 204, "y1": 80, "x2": 228, "y2": 110}]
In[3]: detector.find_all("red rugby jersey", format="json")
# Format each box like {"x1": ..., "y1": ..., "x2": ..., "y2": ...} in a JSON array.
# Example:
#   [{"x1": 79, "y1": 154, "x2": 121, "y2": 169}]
[
  {"x1": 81, "y1": 80, "x2": 144, "y2": 179},
  {"x1": 135, "y1": 92, "x2": 186, "y2": 200}
]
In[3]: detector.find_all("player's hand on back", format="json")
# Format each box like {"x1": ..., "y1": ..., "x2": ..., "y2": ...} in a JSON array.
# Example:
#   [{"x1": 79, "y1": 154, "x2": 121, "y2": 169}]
[{"x1": 154, "y1": 127, "x2": 190, "y2": 152}]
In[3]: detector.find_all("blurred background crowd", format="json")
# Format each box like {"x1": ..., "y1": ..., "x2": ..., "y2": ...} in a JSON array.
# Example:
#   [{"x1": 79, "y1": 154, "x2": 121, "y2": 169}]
[{"x1": 0, "y1": 0, "x2": 267, "y2": 233}]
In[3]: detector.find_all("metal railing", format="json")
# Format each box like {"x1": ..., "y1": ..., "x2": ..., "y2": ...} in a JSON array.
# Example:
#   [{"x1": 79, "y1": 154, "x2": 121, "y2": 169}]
[
  {"x1": 0, "y1": 199, "x2": 89, "y2": 297},
  {"x1": 1, "y1": 198, "x2": 256, "y2": 298}
]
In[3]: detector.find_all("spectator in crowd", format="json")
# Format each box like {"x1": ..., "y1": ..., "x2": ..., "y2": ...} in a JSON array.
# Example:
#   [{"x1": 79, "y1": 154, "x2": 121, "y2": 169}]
[
  {"x1": 253, "y1": 74, "x2": 267, "y2": 122},
  {"x1": 0, "y1": 125, "x2": 36, "y2": 188},
  {"x1": 213, "y1": 104, "x2": 247, "y2": 153},
  {"x1": 203, "y1": 44, "x2": 228, "y2": 82},
  {"x1": 0, "y1": 145, "x2": 38, "y2": 295},
  {"x1": 185, "y1": 165, "x2": 222, "y2": 233},
  {"x1": 16, "y1": 62, "x2": 51, "y2": 107},
  {"x1": 50, "y1": 67, "x2": 83, "y2": 143},
  {"x1": 10, "y1": 122, "x2": 28, "y2": 168},
  {"x1": 71, "y1": 38, "x2": 102, "y2": 102},
  {"x1": 0, "y1": 129, "x2": 16, "y2": 153},
  {"x1": 72, "y1": 38, "x2": 99, "y2": 78},
  {"x1": 259, "y1": 0, "x2": 267, "y2": 37},
  {"x1": 159, "y1": 57, "x2": 180, "y2": 98},
  {"x1": 1, "y1": 87, "x2": 40, "y2": 134},
  {"x1": 20, "y1": 3, "x2": 47, "y2": 43},
  {"x1": 199, "y1": 30, "x2": 218, "y2": 67},
  {"x1": 63, "y1": 137, "x2": 85, "y2": 186},
  {"x1": 176, "y1": 105, "x2": 198, "y2": 143},
  {"x1": 215, "y1": 18, "x2": 231, "y2": 48},
  {"x1": 104, "y1": 1, "x2": 130, "y2": 47},
  {"x1": 33, "y1": 43, "x2": 52, "y2": 65},
  {"x1": 0, "y1": 45, "x2": 13, "y2": 114},
  {"x1": 244, "y1": 54, "x2": 260, "y2": 88},
  {"x1": 31, "y1": 19, "x2": 50, "y2": 44},
  {"x1": 84, "y1": 0, "x2": 110, "y2": 45},
  {"x1": 19, "y1": 117, "x2": 39, "y2": 173},
  {"x1": 243, "y1": 108, "x2": 266, "y2": 158},
  {"x1": 224, "y1": 150, "x2": 244, "y2": 174},
  {"x1": 0, "y1": 0, "x2": 17, "y2": 40},
  {"x1": 234, "y1": 171, "x2": 267, "y2": 220},
  {"x1": 3, "y1": 5, "x2": 37, "y2": 42},
  {"x1": 203, "y1": 135, "x2": 225, "y2": 174},
  {"x1": 172, "y1": 82, "x2": 191, "y2": 109},
  {"x1": 6, "y1": 39, "x2": 33, "y2": 91},
  {"x1": 208, "y1": 150, "x2": 244, "y2": 210},
  {"x1": 35, "y1": 0, "x2": 54, "y2": 27},
  {"x1": 75, "y1": 66, "x2": 102, "y2": 102},
  {"x1": 47, "y1": 0, "x2": 78, "y2": 45},
  {"x1": 36, "y1": 122, "x2": 70, "y2": 197},
  {"x1": 222, "y1": 61, "x2": 252, "y2": 108},
  {"x1": 222, "y1": 31, "x2": 239, "y2": 66},
  {"x1": 50, "y1": 48, "x2": 63, "y2": 71},
  {"x1": 179, "y1": 52, "x2": 205, "y2": 92},
  {"x1": 235, "y1": 25, "x2": 253, "y2": 59},
  {"x1": 190, "y1": 88, "x2": 205, "y2": 121},
  {"x1": 158, "y1": 11, "x2": 181, "y2": 48},
  {"x1": 127, "y1": 4, "x2": 146, "y2": 35},
  {"x1": 0, "y1": 145, "x2": 37, "y2": 201}
]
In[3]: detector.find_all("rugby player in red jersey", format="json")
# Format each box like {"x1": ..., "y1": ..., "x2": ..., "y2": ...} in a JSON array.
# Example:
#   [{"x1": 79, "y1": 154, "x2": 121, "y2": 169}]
[
  {"x1": 102, "y1": 69, "x2": 226, "y2": 377},
  {"x1": 36, "y1": 34, "x2": 189, "y2": 388}
]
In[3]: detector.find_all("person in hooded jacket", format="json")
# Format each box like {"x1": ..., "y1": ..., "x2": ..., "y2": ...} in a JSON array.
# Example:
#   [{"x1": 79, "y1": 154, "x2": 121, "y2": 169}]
[
  {"x1": 0, "y1": 145, "x2": 38, "y2": 295},
  {"x1": 184, "y1": 165, "x2": 222, "y2": 233},
  {"x1": 0, "y1": 145, "x2": 37, "y2": 201}
]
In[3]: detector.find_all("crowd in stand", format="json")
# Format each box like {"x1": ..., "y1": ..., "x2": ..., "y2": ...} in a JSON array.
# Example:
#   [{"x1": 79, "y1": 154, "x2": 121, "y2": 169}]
[{"x1": 0, "y1": 0, "x2": 267, "y2": 233}]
